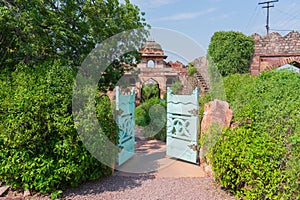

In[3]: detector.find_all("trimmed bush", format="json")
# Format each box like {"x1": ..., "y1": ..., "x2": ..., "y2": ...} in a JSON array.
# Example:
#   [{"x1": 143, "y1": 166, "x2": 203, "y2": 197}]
[
  {"x1": 135, "y1": 98, "x2": 166, "y2": 141},
  {"x1": 208, "y1": 31, "x2": 254, "y2": 76},
  {"x1": 141, "y1": 83, "x2": 159, "y2": 102},
  {"x1": 0, "y1": 61, "x2": 118, "y2": 198},
  {"x1": 209, "y1": 70, "x2": 300, "y2": 199}
]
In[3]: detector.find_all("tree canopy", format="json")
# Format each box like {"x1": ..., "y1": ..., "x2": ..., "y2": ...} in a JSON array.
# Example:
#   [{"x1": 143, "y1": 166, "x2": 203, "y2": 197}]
[
  {"x1": 0, "y1": 0, "x2": 149, "y2": 197},
  {"x1": 207, "y1": 31, "x2": 254, "y2": 76},
  {"x1": 0, "y1": 0, "x2": 148, "y2": 72}
]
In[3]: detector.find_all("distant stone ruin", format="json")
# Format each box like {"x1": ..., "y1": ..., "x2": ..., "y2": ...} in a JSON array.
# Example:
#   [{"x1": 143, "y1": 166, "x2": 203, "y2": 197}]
[
  {"x1": 121, "y1": 40, "x2": 189, "y2": 102},
  {"x1": 250, "y1": 30, "x2": 300, "y2": 75},
  {"x1": 115, "y1": 40, "x2": 211, "y2": 103}
]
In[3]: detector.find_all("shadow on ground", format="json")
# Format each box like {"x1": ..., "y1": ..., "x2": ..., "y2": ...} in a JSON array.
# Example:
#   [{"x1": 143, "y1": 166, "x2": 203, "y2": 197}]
[{"x1": 61, "y1": 174, "x2": 155, "y2": 199}]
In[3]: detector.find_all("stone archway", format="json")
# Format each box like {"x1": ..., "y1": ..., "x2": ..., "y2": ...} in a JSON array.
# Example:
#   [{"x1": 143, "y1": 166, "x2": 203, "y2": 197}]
[
  {"x1": 141, "y1": 78, "x2": 160, "y2": 102},
  {"x1": 254, "y1": 56, "x2": 300, "y2": 72},
  {"x1": 273, "y1": 57, "x2": 300, "y2": 70},
  {"x1": 122, "y1": 39, "x2": 189, "y2": 104},
  {"x1": 250, "y1": 31, "x2": 300, "y2": 75}
]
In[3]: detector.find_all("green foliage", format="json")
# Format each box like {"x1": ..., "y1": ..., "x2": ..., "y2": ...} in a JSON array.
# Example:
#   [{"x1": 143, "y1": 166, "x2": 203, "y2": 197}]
[
  {"x1": 0, "y1": 0, "x2": 148, "y2": 198},
  {"x1": 136, "y1": 98, "x2": 162, "y2": 126},
  {"x1": 198, "y1": 93, "x2": 212, "y2": 121},
  {"x1": 0, "y1": 0, "x2": 148, "y2": 72},
  {"x1": 187, "y1": 62, "x2": 197, "y2": 76},
  {"x1": 210, "y1": 71, "x2": 300, "y2": 199},
  {"x1": 212, "y1": 128, "x2": 287, "y2": 199},
  {"x1": 142, "y1": 83, "x2": 159, "y2": 102},
  {"x1": 170, "y1": 81, "x2": 183, "y2": 94},
  {"x1": 207, "y1": 57, "x2": 227, "y2": 101},
  {"x1": 200, "y1": 123, "x2": 223, "y2": 159},
  {"x1": 0, "y1": 62, "x2": 118, "y2": 198},
  {"x1": 135, "y1": 98, "x2": 166, "y2": 141},
  {"x1": 208, "y1": 31, "x2": 254, "y2": 76}
]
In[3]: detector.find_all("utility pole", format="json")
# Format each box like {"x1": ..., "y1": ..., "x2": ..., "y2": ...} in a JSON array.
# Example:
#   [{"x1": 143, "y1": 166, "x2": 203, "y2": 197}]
[{"x1": 259, "y1": 0, "x2": 279, "y2": 35}]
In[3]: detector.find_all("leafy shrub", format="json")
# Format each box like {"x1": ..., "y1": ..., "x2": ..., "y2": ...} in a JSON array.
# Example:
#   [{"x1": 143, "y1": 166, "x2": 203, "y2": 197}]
[
  {"x1": 142, "y1": 83, "x2": 159, "y2": 102},
  {"x1": 135, "y1": 98, "x2": 166, "y2": 141},
  {"x1": 208, "y1": 31, "x2": 254, "y2": 76},
  {"x1": 0, "y1": 61, "x2": 118, "y2": 198},
  {"x1": 198, "y1": 93, "x2": 212, "y2": 148},
  {"x1": 187, "y1": 62, "x2": 197, "y2": 76},
  {"x1": 209, "y1": 70, "x2": 300, "y2": 199},
  {"x1": 170, "y1": 81, "x2": 183, "y2": 94}
]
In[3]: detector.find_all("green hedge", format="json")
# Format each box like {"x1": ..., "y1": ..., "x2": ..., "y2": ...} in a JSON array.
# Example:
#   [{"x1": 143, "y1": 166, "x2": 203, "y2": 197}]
[
  {"x1": 0, "y1": 61, "x2": 118, "y2": 198},
  {"x1": 135, "y1": 98, "x2": 166, "y2": 141},
  {"x1": 208, "y1": 31, "x2": 254, "y2": 76},
  {"x1": 209, "y1": 71, "x2": 300, "y2": 199}
]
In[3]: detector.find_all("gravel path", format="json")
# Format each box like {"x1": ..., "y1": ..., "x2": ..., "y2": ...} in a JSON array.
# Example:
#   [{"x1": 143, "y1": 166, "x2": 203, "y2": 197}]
[
  {"x1": 62, "y1": 174, "x2": 236, "y2": 200},
  {"x1": 61, "y1": 126, "x2": 237, "y2": 200}
]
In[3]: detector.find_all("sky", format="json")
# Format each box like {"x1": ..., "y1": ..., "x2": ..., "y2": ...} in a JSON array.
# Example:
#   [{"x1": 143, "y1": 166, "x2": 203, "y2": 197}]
[{"x1": 127, "y1": 0, "x2": 300, "y2": 53}]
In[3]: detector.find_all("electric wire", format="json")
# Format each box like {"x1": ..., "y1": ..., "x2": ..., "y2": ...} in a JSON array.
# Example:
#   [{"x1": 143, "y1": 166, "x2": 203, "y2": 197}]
[
  {"x1": 244, "y1": 4, "x2": 259, "y2": 33},
  {"x1": 271, "y1": 1, "x2": 300, "y2": 31}
]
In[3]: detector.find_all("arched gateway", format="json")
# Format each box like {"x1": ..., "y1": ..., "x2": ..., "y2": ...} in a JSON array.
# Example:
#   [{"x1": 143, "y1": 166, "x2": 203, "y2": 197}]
[
  {"x1": 250, "y1": 31, "x2": 300, "y2": 75},
  {"x1": 123, "y1": 40, "x2": 189, "y2": 103}
]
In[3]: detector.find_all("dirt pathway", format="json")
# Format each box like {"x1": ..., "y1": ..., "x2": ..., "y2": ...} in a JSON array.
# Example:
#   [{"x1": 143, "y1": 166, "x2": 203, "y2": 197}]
[
  {"x1": 62, "y1": 126, "x2": 236, "y2": 200},
  {"x1": 62, "y1": 175, "x2": 236, "y2": 200}
]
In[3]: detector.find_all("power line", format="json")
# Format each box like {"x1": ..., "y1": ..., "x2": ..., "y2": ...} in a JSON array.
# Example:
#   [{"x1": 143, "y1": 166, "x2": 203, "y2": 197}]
[
  {"x1": 244, "y1": 4, "x2": 259, "y2": 33},
  {"x1": 259, "y1": 0, "x2": 279, "y2": 35},
  {"x1": 272, "y1": 6, "x2": 300, "y2": 31},
  {"x1": 270, "y1": 28, "x2": 300, "y2": 32},
  {"x1": 273, "y1": 7, "x2": 300, "y2": 19}
]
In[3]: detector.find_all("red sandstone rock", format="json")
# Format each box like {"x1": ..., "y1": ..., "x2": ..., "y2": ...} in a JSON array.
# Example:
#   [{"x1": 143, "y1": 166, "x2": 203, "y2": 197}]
[
  {"x1": 200, "y1": 99, "x2": 233, "y2": 176},
  {"x1": 23, "y1": 189, "x2": 30, "y2": 198},
  {"x1": 201, "y1": 99, "x2": 233, "y2": 134},
  {"x1": 0, "y1": 186, "x2": 9, "y2": 197}
]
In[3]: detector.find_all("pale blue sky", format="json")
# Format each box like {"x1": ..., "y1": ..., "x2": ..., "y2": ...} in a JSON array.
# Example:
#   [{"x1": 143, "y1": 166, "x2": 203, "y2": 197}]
[{"x1": 129, "y1": 0, "x2": 300, "y2": 52}]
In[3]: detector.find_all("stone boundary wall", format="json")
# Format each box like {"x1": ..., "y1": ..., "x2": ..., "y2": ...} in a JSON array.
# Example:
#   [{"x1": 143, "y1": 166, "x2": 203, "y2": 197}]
[{"x1": 250, "y1": 30, "x2": 300, "y2": 75}]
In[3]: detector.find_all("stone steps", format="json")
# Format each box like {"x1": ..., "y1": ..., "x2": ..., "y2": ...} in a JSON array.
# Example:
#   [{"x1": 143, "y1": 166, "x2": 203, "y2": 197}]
[{"x1": 193, "y1": 72, "x2": 209, "y2": 94}]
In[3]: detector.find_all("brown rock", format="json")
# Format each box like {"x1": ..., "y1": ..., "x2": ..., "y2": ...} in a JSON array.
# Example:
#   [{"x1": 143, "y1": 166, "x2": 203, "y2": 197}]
[
  {"x1": 0, "y1": 186, "x2": 9, "y2": 197},
  {"x1": 201, "y1": 99, "x2": 233, "y2": 133},
  {"x1": 199, "y1": 99, "x2": 233, "y2": 176},
  {"x1": 23, "y1": 189, "x2": 30, "y2": 197}
]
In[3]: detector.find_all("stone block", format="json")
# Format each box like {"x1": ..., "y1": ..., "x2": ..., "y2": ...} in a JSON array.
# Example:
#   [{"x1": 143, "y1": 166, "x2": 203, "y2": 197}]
[
  {"x1": 0, "y1": 186, "x2": 9, "y2": 197},
  {"x1": 23, "y1": 190, "x2": 30, "y2": 198},
  {"x1": 200, "y1": 99, "x2": 233, "y2": 134}
]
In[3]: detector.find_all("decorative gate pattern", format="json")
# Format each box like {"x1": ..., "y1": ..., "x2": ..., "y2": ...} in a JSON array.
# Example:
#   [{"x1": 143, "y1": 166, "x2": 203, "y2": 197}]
[
  {"x1": 166, "y1": 87, "x2": 199, "y2": 164},
  {"x1": 115, "y1": 86, "x2": 135, "y2": 166}
]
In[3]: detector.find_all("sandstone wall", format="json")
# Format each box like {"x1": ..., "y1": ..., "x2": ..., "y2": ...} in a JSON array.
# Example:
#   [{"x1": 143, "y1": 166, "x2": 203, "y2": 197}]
[{"x1": 250, "y1": 31, "x2": 300, "y2": 75}]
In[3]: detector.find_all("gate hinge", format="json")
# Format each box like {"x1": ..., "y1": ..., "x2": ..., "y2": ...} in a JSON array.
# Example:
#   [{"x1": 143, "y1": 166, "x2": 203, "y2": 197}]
[
  {"x1": 115, "y1": 109, "x2": 124, "y2": 116},
  {"x1": 118, "y1": 146, "x2": 124, "y2": 153},
  {"x1": 188, "y1": 108, "x2": 198, "y2": 116},
  {"x1": 188, "y1": 144, "x2": 200, "y2": 151}
]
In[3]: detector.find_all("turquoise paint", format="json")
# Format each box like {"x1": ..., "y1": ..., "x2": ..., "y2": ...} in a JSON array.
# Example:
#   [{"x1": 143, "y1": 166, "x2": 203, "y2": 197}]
[
  {"x1": 166, "y1": 87, "x2": 200, "y2": 164},
  {"x1": 116, "y1": 86, "x2": 135, "y2": 166}
]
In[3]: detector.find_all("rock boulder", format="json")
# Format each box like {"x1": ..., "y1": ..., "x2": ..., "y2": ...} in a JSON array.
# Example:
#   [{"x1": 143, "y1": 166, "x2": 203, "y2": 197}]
[{"x1": 199, "y1": 99, "x2": 233, "y2": 176}]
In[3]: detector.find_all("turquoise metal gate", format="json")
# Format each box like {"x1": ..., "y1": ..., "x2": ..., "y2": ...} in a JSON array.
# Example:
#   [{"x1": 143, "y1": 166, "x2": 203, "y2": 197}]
[
  {"x1": 115, "y1": 86, "x2": 135, "y2": 166},
  {"x1": 166, "y1": 87, "x2": 199, "y2": 164}
]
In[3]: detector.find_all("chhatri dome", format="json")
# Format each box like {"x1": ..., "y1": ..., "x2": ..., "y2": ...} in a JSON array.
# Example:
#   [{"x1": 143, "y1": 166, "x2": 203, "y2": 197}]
[
  {"x1": 141, "y1": 40, "x2": 162, "y2": 50},
  {"x1": 139, "y1": 40, "x2": 167, "y2": 58}
]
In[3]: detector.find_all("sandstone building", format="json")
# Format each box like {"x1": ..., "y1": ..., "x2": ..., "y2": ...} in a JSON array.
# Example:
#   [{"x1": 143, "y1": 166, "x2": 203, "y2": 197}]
[{"x1": 122, "y1": 40, "x2": 189, "y2": 102}]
